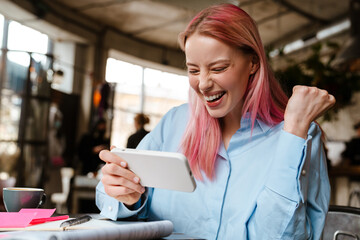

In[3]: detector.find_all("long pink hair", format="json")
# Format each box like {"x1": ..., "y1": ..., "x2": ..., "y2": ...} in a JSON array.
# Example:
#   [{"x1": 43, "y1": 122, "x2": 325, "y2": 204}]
[{"x1": 179, "y1": 4, "x2": 288, "y2": 180}]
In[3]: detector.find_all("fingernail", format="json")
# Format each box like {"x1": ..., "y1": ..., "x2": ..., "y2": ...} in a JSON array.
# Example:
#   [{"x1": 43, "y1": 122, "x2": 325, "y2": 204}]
[
  {"x1": 140, "y1": 187, "x2": 145, "y2": 193},
  {"x1": 133, "y1": 177, "x2": 140, "y2": 183},
  {"x1": 120, "y1": 162, "x2": 126, "y2": 167}
]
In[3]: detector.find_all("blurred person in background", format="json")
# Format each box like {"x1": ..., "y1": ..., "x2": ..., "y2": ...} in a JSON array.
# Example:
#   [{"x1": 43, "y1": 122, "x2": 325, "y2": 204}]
[
  {"x1": 78, "y1": 118, "x2": 110, "y2": 175},
  {"x1": 126, "y1": 113, "x2": 150, "y2": 149}
]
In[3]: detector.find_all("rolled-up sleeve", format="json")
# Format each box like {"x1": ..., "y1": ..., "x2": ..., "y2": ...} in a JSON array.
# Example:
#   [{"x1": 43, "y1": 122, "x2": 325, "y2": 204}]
[
  {"x1": 247, "y1": 123, "x2": 330, "y2": 239},
  {"x1": 96, "y1": 181, "x2": 148, "y2": 220},
  {"x1": 266, "y1": 129, "x2": 307, "y2": 202}
]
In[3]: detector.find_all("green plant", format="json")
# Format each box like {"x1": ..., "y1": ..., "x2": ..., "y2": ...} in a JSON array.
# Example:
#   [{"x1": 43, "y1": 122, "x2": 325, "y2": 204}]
[{"x1": 273, "y1": 42, "x2": 360, "y2": 121}]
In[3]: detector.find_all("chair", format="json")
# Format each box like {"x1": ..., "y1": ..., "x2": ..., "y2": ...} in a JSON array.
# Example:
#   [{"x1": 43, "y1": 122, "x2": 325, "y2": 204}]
[
  {"x1": 349, "y1": 190, "x2": 360, "y2": 207},
  {"x1": 322, "y1": 205, "x2": 360, "y2": 240},
  {"x1": 50, "y1": 167, "x2": 74, "y2": 214}
]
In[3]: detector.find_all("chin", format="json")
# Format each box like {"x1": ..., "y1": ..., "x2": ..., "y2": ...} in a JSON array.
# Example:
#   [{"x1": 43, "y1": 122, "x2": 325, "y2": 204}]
[{"x1": 205, "y1": 107, "x2": 226, "y2": 119}]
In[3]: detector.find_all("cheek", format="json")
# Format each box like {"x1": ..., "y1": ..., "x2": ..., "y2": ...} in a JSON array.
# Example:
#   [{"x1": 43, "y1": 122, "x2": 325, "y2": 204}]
[
  {"x1": 217, "y1": 73, "x2": 240, "y2": 90},
  {"x1": 188, "y1": 75, "x2": 199, "y2": 91},
  {"x1": 221, "y1": 74, "x2": 249, "y2": 97}
]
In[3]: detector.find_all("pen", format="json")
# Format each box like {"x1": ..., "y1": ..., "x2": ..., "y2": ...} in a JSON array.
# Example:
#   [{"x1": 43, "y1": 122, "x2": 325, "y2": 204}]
[
  {"x1": 30, "y1": 215, "x2": 69, "y2": 225},
  {"x1": 60, "y1": 215, "x2": 92, "y2": 230}
]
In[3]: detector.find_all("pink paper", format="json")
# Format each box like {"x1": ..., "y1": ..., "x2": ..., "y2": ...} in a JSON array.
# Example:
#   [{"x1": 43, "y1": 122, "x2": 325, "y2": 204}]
[
  {"x1": 0, "y1": 212, "x2": 36, "y2": 228},
  {"x1": 19, "y1": 208, "x2": 56, "y2": 218},
  {"x1": 0, "y1": 209, "x2": 56, "y2": 228}
]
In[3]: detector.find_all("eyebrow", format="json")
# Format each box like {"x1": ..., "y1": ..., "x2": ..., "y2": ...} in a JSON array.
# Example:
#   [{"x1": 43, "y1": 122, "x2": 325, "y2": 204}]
[{"x1": 186, "y1": 59, "x2": 231, "y2": 67}]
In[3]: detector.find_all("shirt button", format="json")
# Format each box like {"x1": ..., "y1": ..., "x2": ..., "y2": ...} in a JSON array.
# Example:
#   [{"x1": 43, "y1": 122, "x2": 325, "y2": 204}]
[
  {"x1": 108, "y1": 206, "x2": 113, "y2": 211},
  {"x1": 301, "y1": 169, "x2": 306, "y2": 176}
]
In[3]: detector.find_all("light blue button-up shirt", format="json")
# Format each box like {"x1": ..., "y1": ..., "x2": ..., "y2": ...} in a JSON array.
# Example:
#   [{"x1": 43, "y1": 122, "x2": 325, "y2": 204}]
[{"x1": 96, "y1": 104, "x2": 330, "y2": 240}]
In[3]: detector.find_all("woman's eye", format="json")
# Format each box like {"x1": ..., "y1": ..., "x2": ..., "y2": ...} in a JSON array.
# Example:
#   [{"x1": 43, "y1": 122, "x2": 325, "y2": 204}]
[
  {"x1": 212, "y1": 67, "x2": 227, "y2": 72},
  {"x1": 188, "y1": 69, "x2": 199, "y2": 74}
]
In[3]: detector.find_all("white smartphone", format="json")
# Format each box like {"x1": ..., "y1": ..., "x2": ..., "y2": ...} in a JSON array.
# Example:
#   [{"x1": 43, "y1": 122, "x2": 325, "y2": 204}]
[{"x1": 111, "y1": 148, "x2": 196, "y2": 192}]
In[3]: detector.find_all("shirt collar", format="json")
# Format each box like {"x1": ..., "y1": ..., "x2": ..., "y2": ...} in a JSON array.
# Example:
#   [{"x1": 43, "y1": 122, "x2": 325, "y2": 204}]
[
  {"x1": 256, "y1": 118, "x2": 273, "y2": 133},
  {"x1": 217, "y1": 114, "x2": 275, "y2": 159},
  {"x1": 240, "y1": 113, "x2": 273, "y2": 133}
]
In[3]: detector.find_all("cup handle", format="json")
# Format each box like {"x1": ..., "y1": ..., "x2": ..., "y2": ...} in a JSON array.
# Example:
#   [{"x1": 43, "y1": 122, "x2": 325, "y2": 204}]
[{"x1": 37, "y1": 193, "x2": 46, "y2": 208}]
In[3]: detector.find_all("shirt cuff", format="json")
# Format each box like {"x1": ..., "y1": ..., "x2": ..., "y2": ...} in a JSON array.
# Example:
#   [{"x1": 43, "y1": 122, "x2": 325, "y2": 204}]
[
  {"x1": 99, "y1": 195, "x2": 121, "y2": 220},
  {"x1": 116, "y1": 190, "x2": 149, "y2": 219},
  {"x1": 266, "y1": 129, "x2": 309, "y2": 202},
  {"x1": 96, "y1": 182, "x2": 149, "y2": 220}
]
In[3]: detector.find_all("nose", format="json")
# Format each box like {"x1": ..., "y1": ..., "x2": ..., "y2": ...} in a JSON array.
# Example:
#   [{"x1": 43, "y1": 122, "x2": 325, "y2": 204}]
[{"x1": 198, "y1": 72, "x2": 212, "y2": 92}]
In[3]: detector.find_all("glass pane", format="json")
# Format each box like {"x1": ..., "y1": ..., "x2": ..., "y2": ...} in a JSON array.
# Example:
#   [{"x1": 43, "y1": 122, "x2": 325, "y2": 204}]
[
  {"x1": 23, "y1": 144, "x2": 47, "y2": 187},
  {"x1": 0, "y1": 14, "x2": 4, "y2": 48},
  {"x1": 111, "y1": 93, "x2": 141, "y2": 147},
  {"x1": 143, "y1": 68, "x2": 188, "y2": 128},
  {"x1": 5, "y1": 51, "x2": 30, "y2": 94},
  {"x1": 144, "y1": 68, "x2": 188, "y2": 100},
  {"x1": 30, "y1": 53, "x2": 52, "y2": 97},
  {"x1": 0, "y1": 89, "x2": 21, "y2": 140},
  {"x1": 0, "y1": 142, "x2": 20, "y2": 177},
  {"x1": 8, "y1": 21, "x2": 48, "y2": 53},
  {"x1": 24, "y1": 99, "x2": 49, "y2": 142},
  {"x1": 105, "y1": 58, "x2": 142, "y2": 94},
  {"x1": 107, "y1": 58, "x2": 143, "y2": 147}
]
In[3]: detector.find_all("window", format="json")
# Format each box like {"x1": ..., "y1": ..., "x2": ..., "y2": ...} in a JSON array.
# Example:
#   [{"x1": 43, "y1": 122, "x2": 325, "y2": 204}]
[
  {"x1": 0, "y1": 14, "x2": 4, "y2": 48},
  {"x1": 8, "y1": 21, "x2": 48, "y2": 54},
  {"x1": 144, "y1": 68, "x2": 188, "y2": 101},
  {"x1": 7, "y1": 21, "x2": 48, "y2": 69},
  {"x1": 106, "y1": 58, "x2": 143, "y2": 147},
  {"x1": 143, "y1": 68, "x2": 188, "y2": 129},
  {"x1": 106, "y1": 58, "x2": 143, "y2": 95},
  {"x1": 0, "y1": 20, "x2": 52, "y2": 187},
  {"x1": 106, "y1": 57, "x2": 189, "y2": 147}
]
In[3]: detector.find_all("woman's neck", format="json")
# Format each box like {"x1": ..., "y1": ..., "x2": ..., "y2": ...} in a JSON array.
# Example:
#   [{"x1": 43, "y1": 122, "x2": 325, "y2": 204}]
[{"x1": 221, "y1": 114, "x2": 241, "y2": 150}]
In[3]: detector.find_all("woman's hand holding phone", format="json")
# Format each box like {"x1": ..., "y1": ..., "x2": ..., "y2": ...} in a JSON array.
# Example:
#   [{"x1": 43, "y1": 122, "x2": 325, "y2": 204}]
[{"x1": 99, "y1": 148, "x2": 145, "y2": 206}]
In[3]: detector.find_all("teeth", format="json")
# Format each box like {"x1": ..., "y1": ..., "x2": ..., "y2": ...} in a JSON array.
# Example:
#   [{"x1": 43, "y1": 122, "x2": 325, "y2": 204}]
[{"x1": 204, "y1": 92, "x2": 224, "y2": 102}]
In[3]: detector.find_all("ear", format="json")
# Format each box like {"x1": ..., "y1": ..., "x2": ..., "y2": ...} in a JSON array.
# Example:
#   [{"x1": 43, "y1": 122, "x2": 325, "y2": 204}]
[{"x1": 250, "y1": 55, "x2": 260, "y2": 74}]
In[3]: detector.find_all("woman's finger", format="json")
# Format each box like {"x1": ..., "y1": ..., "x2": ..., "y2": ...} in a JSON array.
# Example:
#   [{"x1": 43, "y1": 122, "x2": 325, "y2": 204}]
[
  {"x1": 103, "y1": 184, "x2": 142, "y2": 205},
  {"x1": 99, "y1": 149, "x2": 127, "y2": 168},
  {"x1": 102, "y1": 162, "x2": 140, "y2": 183},
  {"x1": 102, "y1": 171, "x2": 145, "y2": 194},
  {"x1": 104, "y1": 184, "x2": 136, "y2": 196}
]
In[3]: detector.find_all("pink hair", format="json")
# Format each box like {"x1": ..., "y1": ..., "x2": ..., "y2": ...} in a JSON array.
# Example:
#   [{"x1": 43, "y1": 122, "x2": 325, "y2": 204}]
[{"x1": 179, "y1": 4, "x2": 288, "y2": 180}]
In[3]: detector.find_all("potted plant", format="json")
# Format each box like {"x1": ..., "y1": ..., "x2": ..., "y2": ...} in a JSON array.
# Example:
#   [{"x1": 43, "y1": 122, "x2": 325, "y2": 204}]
[{"x1": 273, "y1": 42, "x2": 360, "y2": 121}]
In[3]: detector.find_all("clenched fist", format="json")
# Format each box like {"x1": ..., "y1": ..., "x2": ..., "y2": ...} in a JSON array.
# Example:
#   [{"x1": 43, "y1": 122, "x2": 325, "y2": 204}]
[{"x1": 284, "y1": 85, "x2": 336, "y2": 139}]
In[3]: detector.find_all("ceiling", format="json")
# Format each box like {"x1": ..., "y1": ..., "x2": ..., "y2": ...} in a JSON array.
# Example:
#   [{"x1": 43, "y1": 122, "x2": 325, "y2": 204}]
[{"x1": 46, "y1": 0, "x2": 351, "y2": 50}]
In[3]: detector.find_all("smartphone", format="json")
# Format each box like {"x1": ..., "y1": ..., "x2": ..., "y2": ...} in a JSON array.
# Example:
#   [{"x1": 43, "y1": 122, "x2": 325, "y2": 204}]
[{"x1": 111, "y1": 148, "x2": 196, "y2": 192}]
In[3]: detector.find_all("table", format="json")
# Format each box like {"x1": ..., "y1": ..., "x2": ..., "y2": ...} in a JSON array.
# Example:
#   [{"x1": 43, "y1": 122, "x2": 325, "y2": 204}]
[
  {"x1": 1, "y1": 213, "x2": 205, "y2": 240},
  {"x1": 162, "y1": 233, "x2": 205, "y2": 239},
  {"x1": 71, "y1": 175, "x2": 99, "y2": 214}
]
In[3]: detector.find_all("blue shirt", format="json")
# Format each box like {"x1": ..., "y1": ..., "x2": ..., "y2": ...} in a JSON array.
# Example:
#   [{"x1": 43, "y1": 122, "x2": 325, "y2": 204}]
[{"x1": 96, "y1": 104, "x2": 330, "y2": 240}]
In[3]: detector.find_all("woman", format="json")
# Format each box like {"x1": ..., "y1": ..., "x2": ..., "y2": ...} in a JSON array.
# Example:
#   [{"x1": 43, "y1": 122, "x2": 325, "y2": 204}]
[{"x1": 96, "y1": 4, "x2": 335, "y2": 239}]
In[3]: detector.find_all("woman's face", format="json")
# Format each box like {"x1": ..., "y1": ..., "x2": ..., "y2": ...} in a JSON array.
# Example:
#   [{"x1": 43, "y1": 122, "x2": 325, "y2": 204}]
[{"x1": 185, "y1": 33, "x2": 254, "y2": 120}]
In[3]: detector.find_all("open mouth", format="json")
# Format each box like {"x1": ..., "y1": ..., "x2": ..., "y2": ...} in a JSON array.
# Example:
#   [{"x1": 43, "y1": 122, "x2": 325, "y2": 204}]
[{"x1": 204, "y1": 91, "x2": 226, "y2": 102}]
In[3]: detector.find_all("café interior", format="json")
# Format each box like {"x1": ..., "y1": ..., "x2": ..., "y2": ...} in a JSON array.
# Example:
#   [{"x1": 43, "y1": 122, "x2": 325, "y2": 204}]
[{"x1": 0, "y1": 0, "x2": 360, "y2": 220}]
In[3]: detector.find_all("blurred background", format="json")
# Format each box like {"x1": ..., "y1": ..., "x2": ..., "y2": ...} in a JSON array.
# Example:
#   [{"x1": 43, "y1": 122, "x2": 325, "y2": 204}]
[{"x1": 0, "y1": 0, "x2": 359, "y2": 214}]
